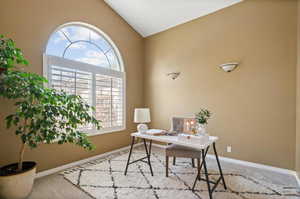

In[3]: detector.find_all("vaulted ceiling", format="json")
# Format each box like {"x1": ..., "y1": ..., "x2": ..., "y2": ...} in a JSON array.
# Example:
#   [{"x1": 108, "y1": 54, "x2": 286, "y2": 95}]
[{"x1": 104, "y1": 0, "x2": 243, "y2": 37}]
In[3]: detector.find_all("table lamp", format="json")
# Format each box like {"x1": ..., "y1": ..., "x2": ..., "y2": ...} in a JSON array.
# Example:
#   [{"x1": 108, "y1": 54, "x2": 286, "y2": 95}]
[{"x1": 134, "y1": 108, "x2": 151, "y2": 133}]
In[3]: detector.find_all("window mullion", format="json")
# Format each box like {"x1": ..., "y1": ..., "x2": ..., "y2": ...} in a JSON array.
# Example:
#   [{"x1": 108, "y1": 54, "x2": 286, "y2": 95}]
[
  {"x1": 92, "y1": 73, "x2": 97, "y2": 132},
  {"x1": 110, "y1": 78, "x2": 113, "y2": 128},
  {"x1": 75, "y1": 71, "x2": 77, "y2": 95},
  {"x1": 60, "y1": 69, "x2": 62, "y2": 91}
]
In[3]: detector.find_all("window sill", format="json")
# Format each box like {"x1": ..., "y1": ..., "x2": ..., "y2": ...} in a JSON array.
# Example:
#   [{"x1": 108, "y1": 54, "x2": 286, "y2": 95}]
[
  {"x1": 85, "y1": 126, "x2": 126, "y2": 137},
  {"x1": 48, "y1": 127, "x2": 125, "y2": 144}
]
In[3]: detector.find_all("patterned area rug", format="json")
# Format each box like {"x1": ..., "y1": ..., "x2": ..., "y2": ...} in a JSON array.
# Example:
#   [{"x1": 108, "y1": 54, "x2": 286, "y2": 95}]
[{"x1": 62, "y1": 149, "x2": 300, "y2": 199}]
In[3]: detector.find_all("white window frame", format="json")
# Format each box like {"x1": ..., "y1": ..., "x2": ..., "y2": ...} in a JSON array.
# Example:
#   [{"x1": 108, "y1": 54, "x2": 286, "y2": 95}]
[
  {"x1": 43, "y1": 22, "x2": 126, "y2": 136},
  {"x1": 43, "y1": 54, "x2": 126, "y2": 136}
]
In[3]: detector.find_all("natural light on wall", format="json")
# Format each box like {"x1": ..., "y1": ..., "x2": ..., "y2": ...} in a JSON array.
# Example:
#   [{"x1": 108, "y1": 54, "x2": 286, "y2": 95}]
[{"x1": 43, "y1": 22, "x2": 125, "y2": 135}]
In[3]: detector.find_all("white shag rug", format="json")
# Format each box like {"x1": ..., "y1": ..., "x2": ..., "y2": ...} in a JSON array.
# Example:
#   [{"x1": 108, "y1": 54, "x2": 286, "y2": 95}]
[{"x1": 62, "y1": 149, "x2": 300, "y2": 199}]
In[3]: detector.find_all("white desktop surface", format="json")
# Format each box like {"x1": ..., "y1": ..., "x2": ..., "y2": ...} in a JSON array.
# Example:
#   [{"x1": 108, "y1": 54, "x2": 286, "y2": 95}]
[{"x1": 131, "y1": 132, "x2": 218, "y2": 150}]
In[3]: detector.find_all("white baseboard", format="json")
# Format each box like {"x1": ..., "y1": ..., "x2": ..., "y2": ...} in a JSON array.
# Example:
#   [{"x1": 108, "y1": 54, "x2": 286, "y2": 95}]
[
  {"x1": 36, "y1": 143, "x2": 143, "y2": 178},
  {"x1": 151, "y1": 143, "x2": 296, "y2": 176},
  {"x1": 205, "y1": 154, "x2": 295, "y2": 176}
]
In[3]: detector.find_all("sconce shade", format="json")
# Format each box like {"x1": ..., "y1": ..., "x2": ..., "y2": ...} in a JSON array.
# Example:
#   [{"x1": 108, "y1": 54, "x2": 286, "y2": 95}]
[
  {"x1": 219, "y1": 62, "x2": 239, "y2": 72},
  {"x1": 134, "y1": 108, "x2": 151, "y2": 123},
  {"x1": 167, "y1": 72, "x2": 181, "y2": 80}
]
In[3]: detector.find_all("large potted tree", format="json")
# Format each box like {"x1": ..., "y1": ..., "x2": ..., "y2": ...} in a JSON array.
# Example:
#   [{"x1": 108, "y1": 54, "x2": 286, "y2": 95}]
[{"x1": 0, "y1": 35, "x2": 101, "y2": 199}]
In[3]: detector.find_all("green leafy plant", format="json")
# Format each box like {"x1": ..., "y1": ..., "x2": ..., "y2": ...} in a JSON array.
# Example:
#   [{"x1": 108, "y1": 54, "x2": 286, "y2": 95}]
[
  {"x1": 0, "y1": 36, "x2": 101, "y2": 173},
  {"x1": 196, "y1": 109, "x2": 212, "y2": 125},
  {"x1": 0, "y1": 35, "x2": 28, "y2": 72}
]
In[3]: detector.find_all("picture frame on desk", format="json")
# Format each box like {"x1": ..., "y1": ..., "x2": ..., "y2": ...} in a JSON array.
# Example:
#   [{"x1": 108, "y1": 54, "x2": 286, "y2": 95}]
[{"x1": 170, "y1": 116, "x2": 196, "y2": 134}]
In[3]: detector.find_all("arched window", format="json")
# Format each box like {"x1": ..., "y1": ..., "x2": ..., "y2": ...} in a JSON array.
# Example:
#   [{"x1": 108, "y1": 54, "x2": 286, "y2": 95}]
[{"x1": 44, "y1": 22, "x2": 125, "y2": 135}]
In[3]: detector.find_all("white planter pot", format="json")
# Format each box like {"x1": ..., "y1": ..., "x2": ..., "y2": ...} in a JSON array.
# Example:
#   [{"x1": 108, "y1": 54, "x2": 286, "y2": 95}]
[
  {"x1": 0, "y1": 162, "x2": 36, "y2": 199},
  {"x1": 196, "y1": 123, "x2": 207, "y2": 135}
]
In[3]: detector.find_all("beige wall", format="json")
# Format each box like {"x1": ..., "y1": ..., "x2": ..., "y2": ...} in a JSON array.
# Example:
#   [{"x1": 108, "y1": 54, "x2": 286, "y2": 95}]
[
  {"x1": 144, "y1": 0, "x2": 297, "y2": 169},
  {"x1": 0, "y1": 0, "x2": 144, "y2": 172},
  {"x1": 297, "y1": 0, "x2": 300, "y2": 177},
  {"x1": 0, "y1": 0, "x2": 299, "y2": 172}
]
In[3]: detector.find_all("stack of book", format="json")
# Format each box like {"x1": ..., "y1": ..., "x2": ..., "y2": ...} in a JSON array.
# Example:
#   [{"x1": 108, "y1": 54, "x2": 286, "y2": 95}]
[{"x1": 144, "y1": 129, "x2": 167, "y2": 136}]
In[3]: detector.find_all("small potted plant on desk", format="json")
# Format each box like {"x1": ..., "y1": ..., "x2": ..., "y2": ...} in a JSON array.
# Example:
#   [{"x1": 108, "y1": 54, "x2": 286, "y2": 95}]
[
  {"x1": 195, "y1": 108, "x2": 211, "y2": 136},
  {"x1": 0, "y1": 35, "x2": 101, "y2": 199}
]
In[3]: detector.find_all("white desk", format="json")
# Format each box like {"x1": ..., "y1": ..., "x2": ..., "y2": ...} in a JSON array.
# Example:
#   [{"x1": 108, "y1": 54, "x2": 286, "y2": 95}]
[
  {"x1": 124, "y1": 132, "x2": 227, "y2": 199},
  {"x1": 132, "y1": 132, "x2": 218, "y2": 150}
]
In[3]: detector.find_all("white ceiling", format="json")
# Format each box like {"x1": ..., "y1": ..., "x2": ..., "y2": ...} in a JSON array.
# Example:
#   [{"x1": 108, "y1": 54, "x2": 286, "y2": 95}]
[{"x1": 104, "y1": 0, "x2": 243, "y2": 37}]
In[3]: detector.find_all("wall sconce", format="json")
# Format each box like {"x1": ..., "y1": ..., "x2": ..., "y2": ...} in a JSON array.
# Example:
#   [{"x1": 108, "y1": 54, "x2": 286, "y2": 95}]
[
  {"x1": 219, "y1": 62, "x2": 239, "y2": 72},
  {"x1": 167, "y1": 72, "x2": 181, "y2": 80}
]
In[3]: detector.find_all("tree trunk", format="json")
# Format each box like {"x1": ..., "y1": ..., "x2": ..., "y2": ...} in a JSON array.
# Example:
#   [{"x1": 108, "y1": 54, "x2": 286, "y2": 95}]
[{"x1": 17, "y1": 142, "x2": 25, "y2": 172}]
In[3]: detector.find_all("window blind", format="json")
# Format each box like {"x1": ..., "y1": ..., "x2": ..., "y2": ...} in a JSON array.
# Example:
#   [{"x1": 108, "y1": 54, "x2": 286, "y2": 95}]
[
  {"x1": 95, "y1": 74, "x2": 123, "y2": 129},
  {"x1": 44, "y1": 55, "x2": 125, "y2": 134}
]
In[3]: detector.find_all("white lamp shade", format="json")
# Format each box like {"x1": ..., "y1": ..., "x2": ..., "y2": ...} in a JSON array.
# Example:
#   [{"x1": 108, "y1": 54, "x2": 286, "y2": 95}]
[{"x1": 134, "y1": 108, "x2": 151, "y2": 123}]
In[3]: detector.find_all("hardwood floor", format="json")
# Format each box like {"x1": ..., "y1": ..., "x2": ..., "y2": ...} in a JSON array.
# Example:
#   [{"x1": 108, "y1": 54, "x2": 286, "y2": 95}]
[{"x1": 29, "y1": 174, "x2": 92, "y2": 199}]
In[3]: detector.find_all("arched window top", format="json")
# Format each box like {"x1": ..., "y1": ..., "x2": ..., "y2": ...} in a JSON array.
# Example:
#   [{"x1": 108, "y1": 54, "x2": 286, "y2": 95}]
[{"x1": 46, "y1": 22, "x2": 123, "y2": 72}]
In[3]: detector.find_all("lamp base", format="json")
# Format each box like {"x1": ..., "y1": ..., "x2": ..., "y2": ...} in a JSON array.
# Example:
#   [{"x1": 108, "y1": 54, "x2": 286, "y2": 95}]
[{"x1": 137, "y1": 123, "x2": 148, "y2": 133}]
